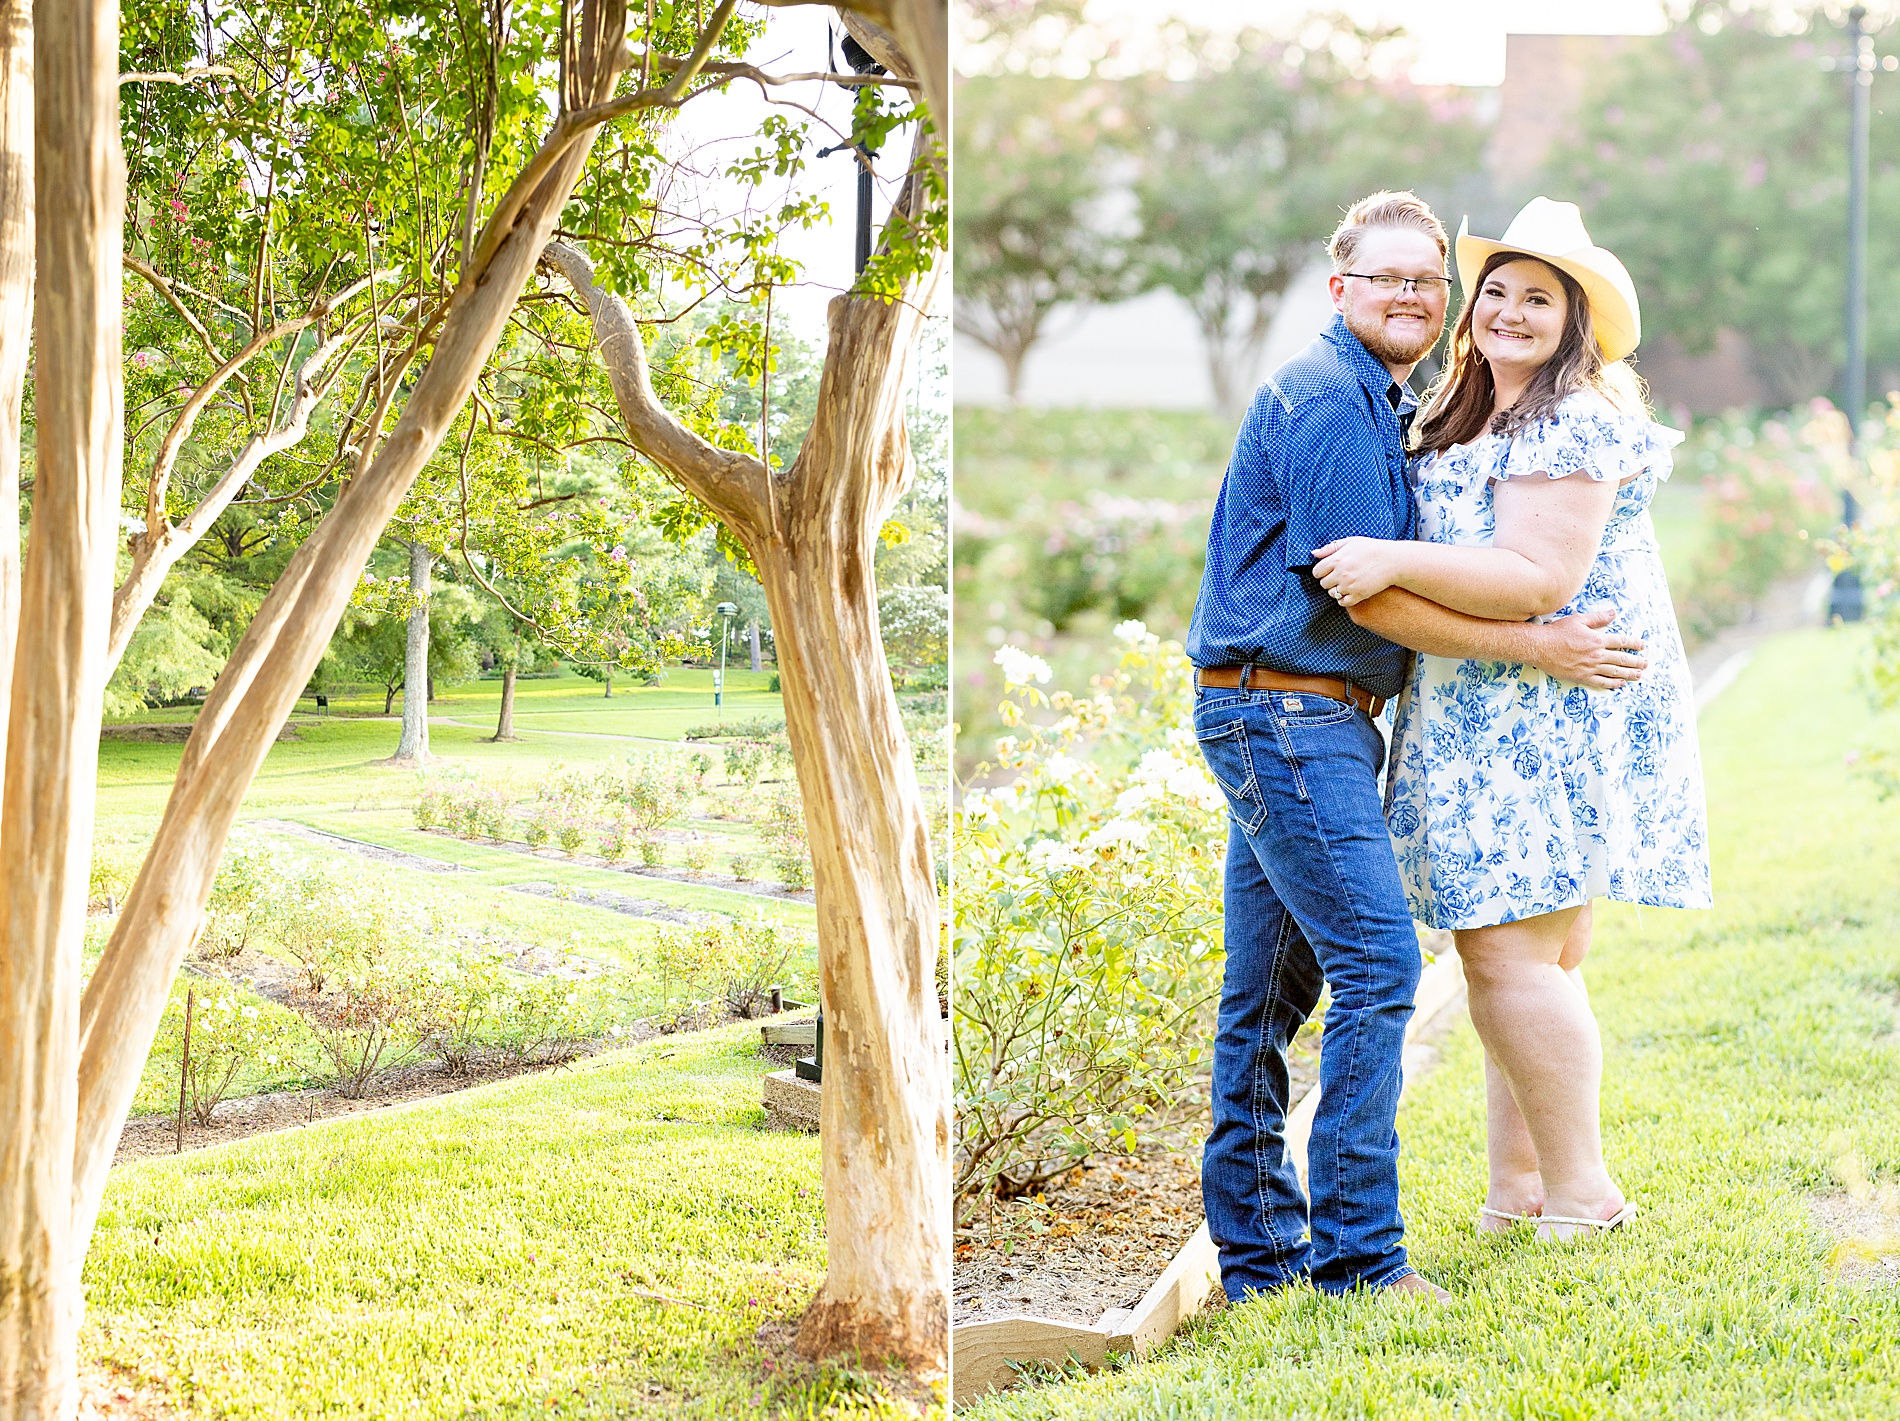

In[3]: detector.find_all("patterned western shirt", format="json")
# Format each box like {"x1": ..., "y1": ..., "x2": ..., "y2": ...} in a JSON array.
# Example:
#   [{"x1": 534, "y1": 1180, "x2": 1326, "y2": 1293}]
[{"x1": 1185, "y1": 314, "x2": 1419, "y2": 700}]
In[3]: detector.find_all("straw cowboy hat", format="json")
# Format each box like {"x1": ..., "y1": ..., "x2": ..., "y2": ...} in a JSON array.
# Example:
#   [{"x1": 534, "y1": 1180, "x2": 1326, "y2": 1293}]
[{"x1": 1455, "y1": 197, "x2": 1642, "y2": 363}]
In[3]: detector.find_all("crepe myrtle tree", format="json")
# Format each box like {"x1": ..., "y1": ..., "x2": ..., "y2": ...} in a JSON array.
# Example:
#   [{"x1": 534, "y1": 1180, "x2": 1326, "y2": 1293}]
[
  {"x1": 0, "y1": 0, "x2": 793, "y2": 1412},
  {"x1": 543, "y1": 8, "x2": 951, "y2": 1368}
]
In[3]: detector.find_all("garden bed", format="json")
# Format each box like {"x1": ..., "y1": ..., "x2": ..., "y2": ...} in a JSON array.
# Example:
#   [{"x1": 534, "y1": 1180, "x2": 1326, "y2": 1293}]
[{"x1": 952, "y1": 949, "x2": 1464, "y2": 1405}]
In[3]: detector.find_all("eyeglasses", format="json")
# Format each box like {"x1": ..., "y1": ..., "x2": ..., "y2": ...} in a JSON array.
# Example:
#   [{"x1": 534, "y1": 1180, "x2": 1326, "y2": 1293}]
[{"x1": 1341, "y1": 272, "x2": 1452, "y2": 297}]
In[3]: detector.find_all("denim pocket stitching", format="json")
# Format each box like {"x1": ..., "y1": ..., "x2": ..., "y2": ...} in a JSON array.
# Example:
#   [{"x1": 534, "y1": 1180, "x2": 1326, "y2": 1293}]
[
  {"x1": 1267, "y1": 713, "x2": 1310, "y2": 803},
  {"x1": 1195, "y1": 717, "x2": 1268, "y2": 833},
  {"x1": 1272, "y1": 693, "x2": 1355, "y2": 728}
]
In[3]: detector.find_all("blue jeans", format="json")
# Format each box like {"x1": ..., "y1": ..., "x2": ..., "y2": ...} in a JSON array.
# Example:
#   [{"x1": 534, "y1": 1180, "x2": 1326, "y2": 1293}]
[{"x1": 1193, "y1": 686, "x2": 1422, "y2": 1296}]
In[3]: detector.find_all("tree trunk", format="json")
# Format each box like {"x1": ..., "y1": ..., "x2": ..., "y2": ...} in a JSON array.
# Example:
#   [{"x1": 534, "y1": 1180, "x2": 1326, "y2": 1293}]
[
  {"x1": 602, "y1": 670, "x2": 611, "y2": 698},
  {"x1": 748, "y1": 618, "x2": 761, "y2": 673},
  {"x1": 383, "y1": 682, "x2": 396, "y2": 716},
  {"x1": 0, "y1": 2, "x2": 121, "y2": 1416},
  {"x1": 392, "y1": 540, "x2": 432, "y2": 762},
  {"x1": 67, "y1": 0, "x2": 633, "y2": 1338},
  {"x1": 546, "y1": 219, "x2": 949, "y2": 1371},
  {"x1": 0, "y1": 0, "x2": 29, "y2": 794},
  {"x1": 492, "y1": 664, "x2": 516, "y2": 741}
]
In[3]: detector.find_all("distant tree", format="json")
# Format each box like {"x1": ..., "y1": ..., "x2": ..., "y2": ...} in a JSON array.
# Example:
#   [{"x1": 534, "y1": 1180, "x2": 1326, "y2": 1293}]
[
  {"x1": 953, "y1": 75, "x2": 1127, "y2": 400},
  {"x1": 1126, "y1": 24, "x2": 1485, "y2": 416},
  {"x1": 1544, "y1": 4, "x2": 1900, "y2": 408}
]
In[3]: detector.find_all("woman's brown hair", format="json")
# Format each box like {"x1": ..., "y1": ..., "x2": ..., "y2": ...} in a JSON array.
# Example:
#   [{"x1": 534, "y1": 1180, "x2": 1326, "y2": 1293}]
[{"x1": 1412, "y1": 251, "x2": 1647, "y2": 455}]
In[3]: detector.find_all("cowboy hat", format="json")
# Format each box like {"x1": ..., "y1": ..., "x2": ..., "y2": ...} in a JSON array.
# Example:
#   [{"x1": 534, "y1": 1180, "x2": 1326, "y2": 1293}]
[{"x1": 1455, "y1": 197, "x2": 1641, "y2": 363}]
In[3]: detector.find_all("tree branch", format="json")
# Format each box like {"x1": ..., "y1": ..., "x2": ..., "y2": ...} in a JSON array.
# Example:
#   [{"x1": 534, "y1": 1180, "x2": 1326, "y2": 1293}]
[{"x1": 541, "y1": 239, "x2": 770, "y2": 536}]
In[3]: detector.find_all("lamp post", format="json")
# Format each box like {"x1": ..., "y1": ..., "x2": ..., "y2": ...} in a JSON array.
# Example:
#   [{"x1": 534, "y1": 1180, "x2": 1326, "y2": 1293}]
[
  {"x1": 714, "y1": 600, "x2": 738, "y2": 715},
  {"x1": 1832, "y1": 6, "x2": 1876, "y2": 622},
  {"x1": 817, "y1": 33, "x2": 887, "y2": 277}
]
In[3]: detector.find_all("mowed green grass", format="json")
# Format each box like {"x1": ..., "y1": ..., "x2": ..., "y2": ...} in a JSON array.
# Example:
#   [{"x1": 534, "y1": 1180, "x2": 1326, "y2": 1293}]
[
  {"x1": 94, "y1": 669, "x2": 813, "y2": 959},
  {"x1": 85, "y1": 1018, "x2": 933, "y2": 1418},
  {"x1": 964, "y1": 625, "x2": 1900, "y2": 1420}
]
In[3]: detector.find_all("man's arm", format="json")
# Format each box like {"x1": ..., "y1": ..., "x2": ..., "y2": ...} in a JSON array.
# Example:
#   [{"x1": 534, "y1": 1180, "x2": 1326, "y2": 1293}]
[{"x1": 1346, "y1": 588, "x2": 1646, "y2": 690}]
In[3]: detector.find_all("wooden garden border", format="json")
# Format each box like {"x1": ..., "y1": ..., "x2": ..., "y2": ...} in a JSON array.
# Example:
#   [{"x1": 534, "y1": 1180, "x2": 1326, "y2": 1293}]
[{"x1": 951, "y1": 950, "x2": 1467, "y2": 1406}]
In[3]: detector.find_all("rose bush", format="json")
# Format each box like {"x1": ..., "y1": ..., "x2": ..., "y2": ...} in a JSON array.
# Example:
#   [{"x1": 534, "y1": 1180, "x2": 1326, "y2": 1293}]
[{"x1": 953, "y1": 623, "x2": 1227, "y2": 1217}]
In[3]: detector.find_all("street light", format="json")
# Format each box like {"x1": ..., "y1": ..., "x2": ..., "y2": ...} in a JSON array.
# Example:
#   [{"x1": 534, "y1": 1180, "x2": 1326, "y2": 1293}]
[
  {"x1": 816, "y1": 33, "x2": 887, "y2": 276},
  {"x1": 1829, "y1": 7, "x2": 1876, "y2": 621},
  {"x1": 714, "y1": 601, "x2": 739, "y2": 714}
]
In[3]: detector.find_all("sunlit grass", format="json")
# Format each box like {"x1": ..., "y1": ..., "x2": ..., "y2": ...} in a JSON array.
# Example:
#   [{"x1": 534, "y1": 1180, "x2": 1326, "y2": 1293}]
[{"x1": 87, "y1": 1017, "x2": 940, "y2": 1418}]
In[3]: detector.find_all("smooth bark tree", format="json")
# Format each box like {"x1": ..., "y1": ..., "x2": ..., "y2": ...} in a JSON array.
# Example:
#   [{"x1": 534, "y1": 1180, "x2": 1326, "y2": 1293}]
[
  {"x1": 545, "y1": 85, "x2": 949, "y2": 1367},
  {"x1": 392, "y1": 540, "x2": 434, "y2": 762},
  {"x1": 0, "y1": 2, "x2": 122, "y2": 1414},
  {"x1": 0, "y1": 0, "x2": 27, "y2": 787},
  {"x1": 0, "y1": 3, "x2": 766, "y2": 1412}
]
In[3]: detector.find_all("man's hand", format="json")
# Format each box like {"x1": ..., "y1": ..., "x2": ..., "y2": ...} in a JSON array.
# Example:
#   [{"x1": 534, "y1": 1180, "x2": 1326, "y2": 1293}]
[{"x1": 1525, "y1": 607, "x2": 1646, "y2": 689}]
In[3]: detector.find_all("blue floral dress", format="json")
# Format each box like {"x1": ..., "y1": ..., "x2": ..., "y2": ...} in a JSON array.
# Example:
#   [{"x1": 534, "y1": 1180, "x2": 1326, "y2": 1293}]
[{"x1": 1384, "y1": 391, "x2": 1713, "y2": 930}]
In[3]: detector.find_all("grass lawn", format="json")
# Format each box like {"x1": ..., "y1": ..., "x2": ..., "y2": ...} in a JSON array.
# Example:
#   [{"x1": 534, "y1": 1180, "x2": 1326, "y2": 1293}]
[
  {"x1": 93, "y1": 670, "x2": 823, "y2": 1119},
  {"x1": 963, "y1": 624, "x2": 1900, "y2": 1419},
  {"x1": 85, "y1": 1016, "x2": 938, "y2": 1418}
]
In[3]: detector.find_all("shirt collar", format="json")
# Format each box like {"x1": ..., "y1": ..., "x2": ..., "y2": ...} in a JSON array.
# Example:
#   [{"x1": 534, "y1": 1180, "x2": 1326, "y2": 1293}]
[{"x1": 1322, "y1": 312, "x2": 1414, "y2": 408}]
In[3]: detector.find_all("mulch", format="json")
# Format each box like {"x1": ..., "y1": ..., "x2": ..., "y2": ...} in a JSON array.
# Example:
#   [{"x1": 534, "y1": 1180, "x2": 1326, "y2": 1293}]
[{"x1": 953, "y1": 1030, "x2": 1321, "y2": 1329}]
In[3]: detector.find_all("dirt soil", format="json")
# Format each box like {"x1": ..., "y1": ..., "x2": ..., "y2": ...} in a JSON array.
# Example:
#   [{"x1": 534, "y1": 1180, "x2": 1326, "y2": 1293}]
[
  {"x1": 953, "y1": 1032, "x2": 1320, "y2": 1329},
  {"x1": 1809, "y1": 1193, "x2": 1900, "y2": 1284},
  {"x1": 112, "y1": 1046, "x2": 630, "y2": 1166}
]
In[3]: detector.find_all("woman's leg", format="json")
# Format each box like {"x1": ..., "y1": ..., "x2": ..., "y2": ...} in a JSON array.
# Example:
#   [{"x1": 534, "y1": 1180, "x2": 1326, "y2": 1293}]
[
  {"x1": 1456, "y1": 904, "x2": 1623, "y2": 1231},
  {"x1": 1474, "y1": 904, "x2": 1594, "y2": 1229}
]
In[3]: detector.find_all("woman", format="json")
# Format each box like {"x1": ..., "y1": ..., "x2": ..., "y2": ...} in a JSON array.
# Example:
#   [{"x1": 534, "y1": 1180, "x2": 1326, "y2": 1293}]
[{"x1": 1309, "y1": 198, "x2": 1712, "y2": 1242}]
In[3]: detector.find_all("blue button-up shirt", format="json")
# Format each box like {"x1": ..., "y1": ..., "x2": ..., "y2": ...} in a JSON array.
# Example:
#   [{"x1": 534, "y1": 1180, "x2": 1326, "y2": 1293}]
[{"x1": 1185, "y1": 314, "x2": 1419, "y2": 700}]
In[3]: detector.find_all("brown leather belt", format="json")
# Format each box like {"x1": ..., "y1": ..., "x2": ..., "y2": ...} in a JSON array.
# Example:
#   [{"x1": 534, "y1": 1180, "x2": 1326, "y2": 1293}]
[{"x1": 1193, "y1": 665, "x2": 1385, "y2": 718}]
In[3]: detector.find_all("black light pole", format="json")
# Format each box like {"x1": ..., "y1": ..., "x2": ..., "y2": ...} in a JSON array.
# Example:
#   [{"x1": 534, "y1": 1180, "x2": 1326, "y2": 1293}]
[
  {"x1": 818, "y1": 33, "x2": 887, "y2": 279},
  {"x1": 1833, "y1": 6, "x2": 1874, "y2": 623}
]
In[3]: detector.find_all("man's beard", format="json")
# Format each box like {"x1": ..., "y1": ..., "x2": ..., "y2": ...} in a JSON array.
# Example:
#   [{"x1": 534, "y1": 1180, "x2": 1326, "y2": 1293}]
[{"x1": 1344, "y1": 305, "x2": 1442, "y2": 366}]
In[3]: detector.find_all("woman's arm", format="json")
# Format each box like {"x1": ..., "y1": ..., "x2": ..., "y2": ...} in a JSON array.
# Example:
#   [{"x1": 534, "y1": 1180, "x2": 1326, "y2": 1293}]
[{"x1": 1311, "y1": 471, "x2": 1619, "y2": 620}]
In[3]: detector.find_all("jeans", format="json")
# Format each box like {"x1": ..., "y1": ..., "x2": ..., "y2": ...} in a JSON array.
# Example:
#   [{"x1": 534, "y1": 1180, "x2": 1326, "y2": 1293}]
[{"x1": 1193, "y1": 686, "x2": 1422, "y2": 1296}]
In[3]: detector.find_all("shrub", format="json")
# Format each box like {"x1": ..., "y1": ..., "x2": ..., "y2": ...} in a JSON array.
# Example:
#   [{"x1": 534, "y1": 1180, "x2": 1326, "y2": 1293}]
[
  {"x1": 523, "y1": 807, "x2": 553, "y2": 849},
  {"x1": 729, "y1": 852, "x2": 755, "y2": 881},
  {"x1": 718, "y1": 915, "x2": 803, "y2": 1018},
  {"x1": 415, "y1": 953, "x2": 510, "y2": 1074},
  {"x1": 302, "y1": 955, "x2": 434, "y2": 1098},
  {"x1": 762, "y1": 787, "x2": 812, "y2": 891},
  {"x1": 597, "y1": 812, "x2": 633, "y2": 862},
  {"x1": 496, "y1": 977, "x2": 607, "y2": 1064},
  {"x1": 260, "y1": 865, "x2": 428, "y2": 994},
  {"x1": 682, "y1": 837, "x2": 711, "y2": 873},
  {"x1": 151, "y1": 986, "x2": 309, "y2": 1125},
  {"x1": 89, "y1": 840, "x2": 145, "y2": 915},
  {"x1": 637, "y1": 834, "x2": 664, "y2": 868},
  {"x1": 615, "y1": 754, "x2": 694, "y2": 834},
  {"x1": 685, "y1": 715, "x2": 784, "y2": 741},
  {"x1": 723, "y1": 739, "x2": 766, "y2": 788},
  {"x1": 197, "y1": 836, "x2": 280, "y2": 960},
  {"x1": 1675, "y1": 404, "x2": 1842, "y2": 646},
  {"x1": 413, "y1": 778, "x2": 448, "y2": 831},
  {"x1": 554, "y1": 813, "x2": 589, "y2": 857},
  {"x1": 954, "y1": 625, "x2": 1226, "y2": 1217}
]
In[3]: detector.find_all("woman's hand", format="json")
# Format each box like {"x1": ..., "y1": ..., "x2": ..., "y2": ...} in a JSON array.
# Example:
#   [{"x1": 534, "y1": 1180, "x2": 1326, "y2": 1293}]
[{"x1": 1311, "y1": 536, "x2": 1404, "y2": 607}]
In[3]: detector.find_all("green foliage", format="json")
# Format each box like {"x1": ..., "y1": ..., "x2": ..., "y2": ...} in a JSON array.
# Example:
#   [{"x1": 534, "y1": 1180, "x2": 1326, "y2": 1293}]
[
  {"x1": 878, "y1": 582, "x2": 949, "y2": 672},
  {"x1": 1672, "y1": 403, "x2": 1843, "y2": 646},
  {"x1": 303, "y1": 955, "x2": 435, "y2": 1099},
  {"x1": 150, "y1": 986, "x2": 312, "y2": 1126},
  {"x1": 761, "y1": 787, "x2": 812, "y2": 891},
  {"x1": 414, "y1": 952, "x2": 511, "y2": 1076},
  {"x1": 654, "y1": 914, "x2": 806, "y2": 1025},
  {"x1": 198, "y1": 835, "x2": 284, "y2": 960},
  {"x1": 259, "y1": 863, "x2": 431, "y2": 994},
  {"x1": 954, "y1": 627, "x2": 1227, "y2": 1210},
  {"x1": 686, "y1": 715, "x2": 785, "y2": 741},
  {"x1": 1545, "y1": 6, "x2": 1900, "y2": 406}
]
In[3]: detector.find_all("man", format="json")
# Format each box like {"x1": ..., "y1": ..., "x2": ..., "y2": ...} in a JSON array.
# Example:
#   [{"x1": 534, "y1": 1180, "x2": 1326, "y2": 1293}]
[{"x1": 1186, "y1": 191, "x2": 1646, "y2": 1300}]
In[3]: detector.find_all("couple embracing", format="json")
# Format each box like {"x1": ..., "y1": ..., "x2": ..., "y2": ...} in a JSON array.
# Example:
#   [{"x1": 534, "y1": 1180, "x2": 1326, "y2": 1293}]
[{"x1": 1187, "y1": 191, "x2": 1712, "y2": 1299}]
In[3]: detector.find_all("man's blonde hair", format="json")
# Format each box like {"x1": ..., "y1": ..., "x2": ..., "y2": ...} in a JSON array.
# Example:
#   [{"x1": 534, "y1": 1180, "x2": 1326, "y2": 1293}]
[{"x1": 1327, "y1": 191, "x2": 1448, "y2": 273}]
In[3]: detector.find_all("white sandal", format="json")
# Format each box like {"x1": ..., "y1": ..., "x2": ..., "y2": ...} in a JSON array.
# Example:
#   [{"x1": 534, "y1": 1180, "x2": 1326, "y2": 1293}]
[
  {"x1": 1476, "y1": 1205, "x2": 1540, "y2": 1233},
  {"x1": 1533, "y1": 1200, "x2": 1638, "y2": 1242}
]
